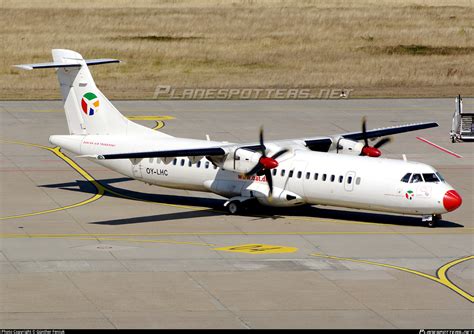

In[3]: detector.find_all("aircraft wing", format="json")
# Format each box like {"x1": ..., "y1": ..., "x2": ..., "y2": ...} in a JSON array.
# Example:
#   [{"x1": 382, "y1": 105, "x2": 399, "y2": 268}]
[
  {"x1": 98, "y1": 147, "x2": 227, "y2": 160},
  {"x1": 302, "y1": 121, "x2": 438, "y2": 151},
  {"x1": 97, "y1": 121, "x2": 438, "y2": 159},
  {"x1": 339, "y1": 121, "x2": 439, "y2": 141}
]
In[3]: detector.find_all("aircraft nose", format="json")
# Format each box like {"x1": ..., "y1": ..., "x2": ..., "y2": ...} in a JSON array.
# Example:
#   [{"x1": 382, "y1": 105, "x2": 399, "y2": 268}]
[{"x1": 443, "y1": 190, "x2": 462, "y2": 212}]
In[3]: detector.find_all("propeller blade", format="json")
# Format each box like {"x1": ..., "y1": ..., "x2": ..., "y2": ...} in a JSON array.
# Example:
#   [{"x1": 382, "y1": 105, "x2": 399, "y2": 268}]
[
  {"x1": 264, "y1": 169, "x2": 273, "y2": 197},
  {"x1": 271, "y1": 148, "x2": 289, "y2": 160},
  {"x1": 374, "y1": 137, "x2": 392, "y2": 149},
  {"x1": 259, "y1": 126, "x2": 266, "y2": 155},
  {"x1": 362, "y1": 116, "x2": 368, "y2": 147},
  {"x1": 245, "y1": 162, "x2": 263, "y2": 176}
]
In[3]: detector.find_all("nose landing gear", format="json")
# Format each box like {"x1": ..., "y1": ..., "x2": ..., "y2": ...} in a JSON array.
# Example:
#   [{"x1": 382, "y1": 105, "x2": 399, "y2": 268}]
[{"x1": 422, "y1": 214, "x2": 442, "y2": 228}]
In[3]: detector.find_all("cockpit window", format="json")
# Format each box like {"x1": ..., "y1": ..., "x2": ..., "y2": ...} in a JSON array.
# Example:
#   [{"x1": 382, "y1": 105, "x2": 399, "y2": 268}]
[
  {"x1": 401, "y1": 173, "x2": 411, "y2": 183},
  {"x1": 436, "y1": 172, "x2": 445, "y2": 182},
  {"x1": 422, "y1": 173, "x2": 439, "y2": 182},
  {"x1": 410, "y1": 173, "x2": 423, "y2": 183}
]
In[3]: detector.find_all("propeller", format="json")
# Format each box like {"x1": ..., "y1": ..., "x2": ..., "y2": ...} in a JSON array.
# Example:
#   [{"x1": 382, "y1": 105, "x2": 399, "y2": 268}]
[
  {"x1": 245, "y1": 127, "x2": 289, "y2": 197},
  {"x1": 360, "y1": 116, "x2": 392, "y2": 157}
]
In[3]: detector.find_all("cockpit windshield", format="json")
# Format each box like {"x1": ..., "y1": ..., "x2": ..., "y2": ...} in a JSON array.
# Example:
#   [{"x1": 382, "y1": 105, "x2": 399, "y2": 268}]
[
  {"x1": 411, "y1": 173, "x2": 423, "y2": 183},
  {"x1": 436, "y1": 172, "x2": 445, "y2": 182},
  {"x1": 422, "y1": 173, "x2": 439, "y2": 182},
  {"x1": 401, "y1": 173, "x2": 411, "y2": 183},
  {"x1": 400, "y1": 172, "x2": 443, "y2": 183}
]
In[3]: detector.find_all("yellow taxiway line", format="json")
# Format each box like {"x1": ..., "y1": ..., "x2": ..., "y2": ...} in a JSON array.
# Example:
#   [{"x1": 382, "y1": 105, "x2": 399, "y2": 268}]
[
  {"x1": 0, "y1": 141, "x2": 104, "y2": 220},
  {"x1": 1, "y1": 230, "x2": 471, "y2": 301},
  {"x1": 311, "y1": 252, "x2": 473, "y2": 303},
  {"x1": 126, "y1": 115, "x2": 175, "y2": 130}
]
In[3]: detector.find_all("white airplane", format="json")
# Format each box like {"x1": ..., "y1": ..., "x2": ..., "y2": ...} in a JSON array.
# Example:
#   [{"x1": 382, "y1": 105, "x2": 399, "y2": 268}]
[{"x1": 15, "y1": 49, "x2": 462, "y2": 227}]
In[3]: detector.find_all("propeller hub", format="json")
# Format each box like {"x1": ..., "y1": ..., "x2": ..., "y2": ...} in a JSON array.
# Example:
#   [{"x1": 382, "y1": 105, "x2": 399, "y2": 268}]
[
  {"x1": 362, "y1": 146, "x2": 381, "y2": 157},
  {"x1": 259, "y1": 157, "x2": 279, "y2": 169}
]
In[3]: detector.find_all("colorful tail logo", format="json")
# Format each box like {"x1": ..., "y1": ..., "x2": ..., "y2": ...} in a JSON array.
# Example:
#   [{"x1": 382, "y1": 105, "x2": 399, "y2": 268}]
[{"x1": 81, "y1": 92, "x2": 99, "y2": 116}]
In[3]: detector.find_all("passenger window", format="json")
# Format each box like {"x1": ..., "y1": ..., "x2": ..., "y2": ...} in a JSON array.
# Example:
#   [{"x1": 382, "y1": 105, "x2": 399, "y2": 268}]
[
  {"x1": 306, "y1": 172, "x2": 310, "y2": 180},
  {"x1": 173, "y1": 159, "x2": 177, "y2": 165},
  {"x1": 356, "y1": 177, "x2": 361, "y2": 185},
  {"x1": 188, "y1": 160, "x2": 192, "y2": 167},
  {"x1": 339, "y1": 175, "x2": 343, "y2": 183},
  {"x1": 197, "y1": 161, "x2": 201, "y2": 168},
  {"x1": 297, "y1": 171, "x2": 302, "y2": 179},
  {"x1": 330, "y1": 175, "x2": 335, "y2": 182},
  {"x1": 322, "y1": 174, "x2": 327, "y2": 181},
  {"x1": 314, "y1": 173, "x2": 318, "y2": 180},
  {"x1": 423, "y1": 173, "x2": 439, "y2": 182},
  {"x1": 180, "y1": 159, "x2": 185, "y2": 166},
  {"x1": 347, "y1": 176, "x2": 352, "y2": 184},
  {"x1": 401, "y1": 173, "x2": 411, "y2": 183},
  {"x1": 289, "y1": 170, "x2": 293, "y2": 178},
  {"x1": 272, "y1": 169, "x2": 277, "y2": 176},
  {"x1": 410, "y1": 173, "x2": 423, "y2": 183},
  {"x1": 281, "y1": 169, "x2": 286, "y2": 177}
]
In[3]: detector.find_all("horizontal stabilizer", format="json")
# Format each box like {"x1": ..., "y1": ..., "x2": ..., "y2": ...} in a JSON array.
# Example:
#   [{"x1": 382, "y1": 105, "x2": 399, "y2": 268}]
[
  {"x1": 76, "y1": 154, "x2": 101, "y2": 159},
  {"x1": 99, "y1": 147, "x2": 227, "y2": 160},
  {"x1": 14, "y1": 58, "x2": 120, "y2": 70}
]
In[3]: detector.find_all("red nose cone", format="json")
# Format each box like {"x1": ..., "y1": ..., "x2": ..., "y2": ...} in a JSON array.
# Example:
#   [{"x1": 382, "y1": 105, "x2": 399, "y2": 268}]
[
  {"x1": 362, "y1": 146, "x2": 381, "y2": 157},
  {"x1": 443, "y1": 190, "x2": 462, "y2": 212},
  {"x1": 260, "y1": 157, "x2": 278, "y2": 169}
]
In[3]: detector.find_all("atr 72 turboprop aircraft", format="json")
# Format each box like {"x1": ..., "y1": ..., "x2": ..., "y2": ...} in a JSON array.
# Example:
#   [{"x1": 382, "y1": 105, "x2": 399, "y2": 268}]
[{"x1": 16, "y1": 49, "x2": 462, "y2": 227}]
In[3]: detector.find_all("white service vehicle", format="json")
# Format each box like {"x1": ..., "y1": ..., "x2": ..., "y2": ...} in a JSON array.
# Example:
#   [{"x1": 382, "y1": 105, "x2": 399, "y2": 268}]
[{"x1": 15, "y1": 49, "x2": 463, "y2": 227}]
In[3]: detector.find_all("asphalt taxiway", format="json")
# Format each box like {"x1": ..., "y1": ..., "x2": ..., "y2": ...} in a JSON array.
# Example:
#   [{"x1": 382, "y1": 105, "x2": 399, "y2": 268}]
[{"x1": 0, "y1": 98, "x2": 473, "y2": 328}]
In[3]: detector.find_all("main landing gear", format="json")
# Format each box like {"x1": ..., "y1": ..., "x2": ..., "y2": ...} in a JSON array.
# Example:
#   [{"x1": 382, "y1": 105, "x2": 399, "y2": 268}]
[
  {"x1": 224, "y1": 197, "x2": 256, "y2": 215},
  {"x1": 422, "y1": 214, "x2": 442, "y2": 228},
  {"x1": 227, "y1": 201, "x2": 241, "y2": 215}
]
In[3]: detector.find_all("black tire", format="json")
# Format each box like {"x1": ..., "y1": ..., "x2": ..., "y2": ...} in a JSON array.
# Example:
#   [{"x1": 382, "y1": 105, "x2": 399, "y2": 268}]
[
  {"x1": 428, "y1": 218, "x2": 438, "y2": 228},
  {"x1": 227, "y1": 201, "x2": 240, "y2": 215}
]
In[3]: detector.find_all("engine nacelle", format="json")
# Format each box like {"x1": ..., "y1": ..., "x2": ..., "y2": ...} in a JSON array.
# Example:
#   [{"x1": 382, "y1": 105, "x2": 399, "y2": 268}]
[
  {"x1": 213, "y1": 148, "x2": 263, "y2": 174},
  {"x1": 332, "y1": 138, "x2": 364, "y2": 155}
]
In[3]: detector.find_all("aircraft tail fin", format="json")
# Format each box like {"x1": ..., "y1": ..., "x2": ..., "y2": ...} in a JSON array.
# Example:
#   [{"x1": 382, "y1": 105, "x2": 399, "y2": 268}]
[{"x1": 15, "y1": 49, "x2": 171, "y2": 137}]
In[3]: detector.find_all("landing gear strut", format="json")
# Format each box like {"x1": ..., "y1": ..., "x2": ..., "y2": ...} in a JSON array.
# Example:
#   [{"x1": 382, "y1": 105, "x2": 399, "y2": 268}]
[{"x1": 422, "y1": 214, "x2": 441, "y2": 228}]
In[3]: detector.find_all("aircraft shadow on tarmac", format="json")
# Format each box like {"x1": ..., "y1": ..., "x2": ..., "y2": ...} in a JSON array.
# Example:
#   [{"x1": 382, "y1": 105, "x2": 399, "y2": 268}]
[{"x1": 40, "y1": 177, "x2": 464, "y2": 228}]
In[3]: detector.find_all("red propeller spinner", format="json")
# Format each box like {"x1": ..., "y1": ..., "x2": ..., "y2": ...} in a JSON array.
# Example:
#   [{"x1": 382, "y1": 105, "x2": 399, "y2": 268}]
[
  {"x1": 259, "y1": 156, "x2": 279, "y2": 169},
  {"x1": 245, "y1": 127, "x2": 289, "y2": 197}
]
